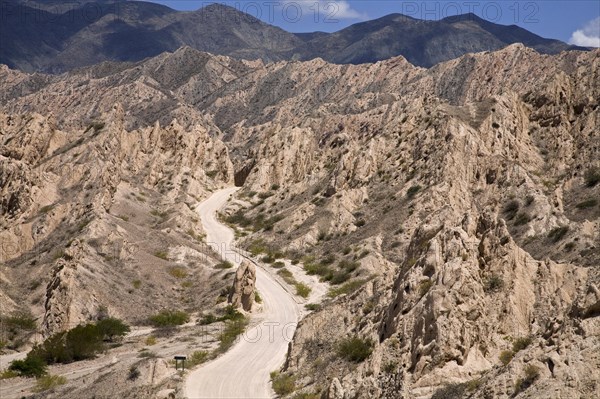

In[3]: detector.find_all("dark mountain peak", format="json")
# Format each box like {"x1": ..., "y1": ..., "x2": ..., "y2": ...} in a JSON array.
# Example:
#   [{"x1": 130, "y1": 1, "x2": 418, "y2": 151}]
[{"x1": 0, "y1": 3, "x2": 583, "y2": 73}]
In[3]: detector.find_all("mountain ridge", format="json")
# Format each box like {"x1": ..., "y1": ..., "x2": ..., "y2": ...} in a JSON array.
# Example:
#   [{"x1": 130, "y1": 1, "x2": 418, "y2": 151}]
[{"x1": 0, "y1": 2, "x2": 588, "y2": 73}]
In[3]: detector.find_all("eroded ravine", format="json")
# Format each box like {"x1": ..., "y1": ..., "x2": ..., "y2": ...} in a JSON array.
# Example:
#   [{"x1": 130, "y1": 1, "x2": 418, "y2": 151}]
[{"x1": 184, "y1": 187, "x2": 301, "y2": 398}]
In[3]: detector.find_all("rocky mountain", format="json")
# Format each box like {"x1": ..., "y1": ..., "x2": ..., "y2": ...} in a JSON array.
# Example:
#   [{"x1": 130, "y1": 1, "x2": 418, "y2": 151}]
[
  {"x1": 1, "y1": 44, "x2": 599, "y2": 398},
  {"x1": 0, "y1": 2, "x2": 586, "y2": 73}
]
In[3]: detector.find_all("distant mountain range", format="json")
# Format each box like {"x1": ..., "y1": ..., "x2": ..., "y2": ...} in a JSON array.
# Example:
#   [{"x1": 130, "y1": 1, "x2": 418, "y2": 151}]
[{"x1": 1, "y1": 1, "x2": 588, "y2": 72}]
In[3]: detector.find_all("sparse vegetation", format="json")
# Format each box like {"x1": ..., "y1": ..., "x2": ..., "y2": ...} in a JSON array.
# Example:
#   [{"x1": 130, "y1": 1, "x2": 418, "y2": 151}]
[
  {"x1": 187, "y1": 350, "x2": 210, "y2": 368},
  {"x1": 128, "y1": 366, "x2": 141, "y2": 381},
  {"x1": 305, "y1": 303, "x2": 321, "y2": 311},
  {"x1": 576, "y1": 198, "x2": 598, "y2": 209},
  {"x1": 168, "y1": 266, "x2": 188, "y2": 279},
  {"x1": 271, "y1": 371, "x2": 296, "y2": 395},
  {"x1": 499, "y1": 350, "x2": 514, "y2": 366},
  {"x1": 153, "y1": 250, "x2": 169, "y2": 260},
  {"x1": 503, "y1": 200, "x2": 520, "y2": 220},
  {"x1": 33, "y1": 374, "x2": 67, "y2": 392},
  {"x1": 145, "y1": 336, "x2": 157, "y2": 346},
  {"x1": 406, "y1": 185, "x2": 422, "y2": 199},
  {"x1": 548, "y1": 226, "x2": 569, "y2": 242},
  {"x1": 419, "y1": 279, "x2": 433, "y2": 297},
  {"x1": 484, "y1": 274, "x2": 504, "y2": 293},
  {"x1": 514, "y1": 212, "x2": 531, "y2": 226},
  {"x1": 512, "y1": 336, "x2": 532, "y2": 352},
  {"x1": 354, "y1": 219, "x2": 366, "y2": 227},
  {"x1": 254, "y1": 291, "x2": 262, "y2": 303},
  {"x1": 117, "y1": 214, "x2": 129, "y2": 222},
  {"x1": 328, "y1": 279, "x2": 367, "y2": 298},
  {"x1": 200, "y1": 306, "x2": 244, "y2": 326},
  {"x1": 514, "y1": 364, "x2": 540, "y2": 394},
  {"x1": 584, "y1": 167, "x2": 600, "y2": 187},
  {"x1": 149, "y1": 310, "x2": 189, "y2": 327},
  {"x1": 218, "y1": 318, "x2": 249, "y2": 353},
  {"x1": 295, "y1": 282, "x2": 311, "y2": 298},
  {"x1": 9, "y1": 354, "x2": 47, "y2": 377},
  {"x1": 132, "y1": 279, "x2": 142, "y2": 289},
  {"x1": 337, "y1": 336, "x2": 373, "y2": 362},
  {"x1": 214, "y1": 260, "x2": 234, "y2": 269}
]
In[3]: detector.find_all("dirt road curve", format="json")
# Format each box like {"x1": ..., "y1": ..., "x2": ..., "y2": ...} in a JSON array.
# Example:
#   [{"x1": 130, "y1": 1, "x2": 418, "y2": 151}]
[{"x1": 184, "y1": 187, "x2": 301, "y2": 399}]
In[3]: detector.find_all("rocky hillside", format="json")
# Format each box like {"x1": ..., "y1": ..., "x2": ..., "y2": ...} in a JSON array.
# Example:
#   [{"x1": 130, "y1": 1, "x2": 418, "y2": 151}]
[
  {"x1": 1, "y1": 45, "x2": 599, "y2": 398},
  {"x1": 1, "y1": 2, "x2": 585, "y2": 73}
]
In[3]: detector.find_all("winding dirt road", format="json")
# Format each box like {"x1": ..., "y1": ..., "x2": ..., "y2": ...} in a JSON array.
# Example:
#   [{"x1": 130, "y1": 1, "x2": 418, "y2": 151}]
[{"x1": 184, "y1": 187, "x2": 301, "y2": 399}]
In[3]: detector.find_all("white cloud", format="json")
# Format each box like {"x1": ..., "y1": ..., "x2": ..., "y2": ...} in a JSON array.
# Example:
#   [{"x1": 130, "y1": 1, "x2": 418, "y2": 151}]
[
  {"x1": 569, "y1": 17, "x2": 600, "y2": 47},
  {"x1": 282, "y1": 0, "x2": 367, "y2": 21}
]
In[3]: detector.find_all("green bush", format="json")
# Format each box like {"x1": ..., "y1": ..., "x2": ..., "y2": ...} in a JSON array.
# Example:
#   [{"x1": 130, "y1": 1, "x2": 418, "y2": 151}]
[
  {"x1": 514, "y1": 364, "x2": 540, "y2": 394},
  {"x1": 512, "y1": 336, "x2": 532, "y2": 352},
  {"x1": 484, "y1": 274, "x2": 504, "y2": 293},
  {"x1": 305, "y1": 303, "x2": 321, "y2": 311},
  {"x1": 128, "y1": 366, "x2": 140, "y2": 381},
  {"x1": 499, "y1": 350, "x2": 513, "y2": 366},
  {"x1": 218, "y1": 319, "x2": 248, "y2": 353},
  {"x1": 168, "y1": 266, "x2": 188, "y2": 279},
  {"x1": 328, "y1": 279, "x2": 366, "y2": 298},
  {"x1": 9, "y1": 354, "x2": 47, "y2": 377},
  {"x1": 431, "y1": 383, "x2": 467, "y2": 399},
  {"x1": 295, "y1": 283, "x2": 311, "y2": 298},
  {"x1": 153, "y1": 251, "x2": 169, "y2": 260},
  {"x1": 272, "y1": 261, "x2": 285, "y2": 269},
  {"x1": 406, "y1": 185, "x2": 422, "y2": 199},
  {"x1": 277, "y1": 268, "x2": 296, "y2": 285},
  {"x1": 33, "y1": 374, "x2": 67, "y2": 392},
  {"x1": 96, "y1": 318, "x2": 130, "y2": 342},
  {"x1": 2, "y1": 310, "x2": 37, "y2": 331},
  {"x1": 271, "y1": 372, "x2": 296, "y2": 395},
  {"x1": 419, "y1": 280, "x2": 433, "y2": 297},
  {"x1": 187, "y1": 350, "x2": 210, "y2": 368},
  {"x1": 576, "y1": 198, "x2": 598, "y2": 209},
  {"x1": 337, "y1": 336, "x2": 373, "y2": 362},
  {"x1": 214, "y1": 260, "x2": 234, "y2": 269},
  {"x1": 548, "y1": 226, "x2": 569, "y2": 243},
  {"x1": 149, "y1": 310, "x2": 190, "y2": 327},
  {"x1": 503, "y1": 200, "x2": 520, "y2": 220},
  {"x1": 514, "y1": 212, "x2": 531, "y2": 226},
  {"x1": 584, "y1": 167, "x2": 600, "y2": 187}
]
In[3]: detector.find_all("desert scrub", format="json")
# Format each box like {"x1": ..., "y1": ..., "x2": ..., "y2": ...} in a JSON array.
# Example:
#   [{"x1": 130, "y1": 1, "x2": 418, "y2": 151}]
[
  {"x1": 512, "y1": 336, "x2": 532, "y2": 352},
  {"x1": 584, "y1": 166, "x2": 600, "y2": 187},
  {"x1": 484, "y1": 274, "x2": 504, "y2": 293},
  {"x1": 295, "y1": 282, "x2": 311, "y2": 298},
  {"x1": 271, "y1": 371, "x2": 296, "y2": 395},
  {"x1": 305, "y1": 303, "x2": 321, "y2": 311},
  {"x1": 503, "y1": 199, "x2": 520, "y2": 220},
  {"x1": 576, "y1": 198, "x2": 598, "y2": 209},
  {"x1": 9, "y1": 354, "x2": 47, "y2": 377},
  {"x1": 168, "y1": 266, "x2": 188, "y2": 279},
  {"x1": 514, "y1": 364, "x2": 540, "y2": 394},
  {"x1": 254, "y1": 291, "x2": 262, "y2": 303},
  {"x1": 214, "y1": 260, "x2": 234, "y2": 269},
  {"x1": 199, "y1": 305, "x2": 244, "y2": 325},
  {"x1": 153, "y1": 250, "x2": 169, "y2": 260},
  {"x1": 218, "y1": 318, "x2": 249, "y2": 353},
  {"x1": 33, "y1": 374, "x2": 67, "y2": 392},
  {"x1": 514, "y1": 212, "x2": 531, "y2": 226},
  {"x1": 149, "y1": 310, "x2": 189, "y2": 327},
  {"x1": 548, "y1": 226, "x2": 569, "y2": 242},
  {"x1": 145, "y1": 336, "x2": 157, "y2": 346},
  {"x1": 187, "y1": 350, "x2": 210, "y2": 368},
  {"x1": 499, "y1": 350, "x2": 514, "y2": 366},
  {"x1": 419, "y1": 279, "x2": 433, "y2": 297},
  {"x1": 337, "y1": 336, "x2": 373, "y2": 362},
  {"x1": 406, "y1": 185, "x2": 422, "y2": 199},
  {"x1": 328, "y1": 279, "x2": 367, "y2": 298},
  {"x1": 277, "y1": 268, "x2": 296, "y2": 285}
]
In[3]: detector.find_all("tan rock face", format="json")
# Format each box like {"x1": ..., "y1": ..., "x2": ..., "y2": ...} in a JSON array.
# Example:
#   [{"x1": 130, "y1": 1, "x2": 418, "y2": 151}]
[
  {"x1": 228, "y1": 259, "x2": 256, "y2": 311},
  {"x1": 1, "y1": 45, "x2": 599, "y2": 397}
]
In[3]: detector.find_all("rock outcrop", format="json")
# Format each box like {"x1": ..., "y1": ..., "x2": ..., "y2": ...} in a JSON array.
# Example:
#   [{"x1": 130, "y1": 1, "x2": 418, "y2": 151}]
[{"x1": 228, "y1": 259, "x2": 256, "y2": 312}]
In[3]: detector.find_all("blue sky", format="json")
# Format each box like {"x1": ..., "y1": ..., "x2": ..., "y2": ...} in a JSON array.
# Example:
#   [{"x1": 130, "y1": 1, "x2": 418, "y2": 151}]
[{"x1": 150, "y1": 1, "x2": 600, "y2": 46}]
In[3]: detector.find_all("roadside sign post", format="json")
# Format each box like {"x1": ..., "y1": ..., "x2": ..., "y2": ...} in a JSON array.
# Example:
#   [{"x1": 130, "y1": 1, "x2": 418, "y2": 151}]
[{"x1": 174, "y1": 355, "x2": 187, "y2": 371}]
